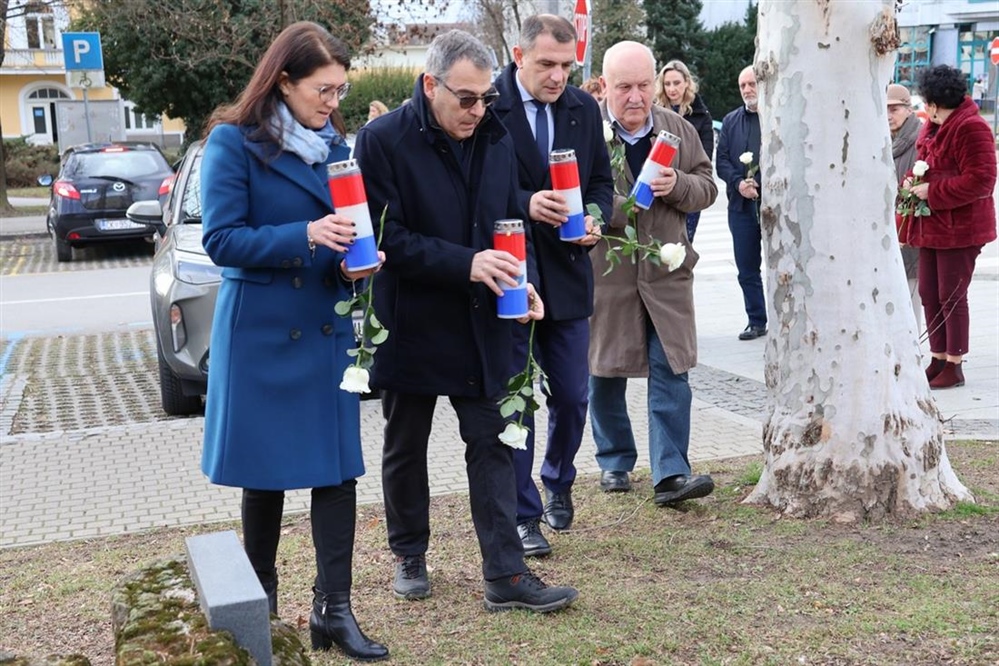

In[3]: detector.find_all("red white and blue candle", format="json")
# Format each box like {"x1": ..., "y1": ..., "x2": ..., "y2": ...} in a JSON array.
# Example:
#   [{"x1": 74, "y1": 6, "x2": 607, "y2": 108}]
[
  {"x1": 327, "y1": 159, "x2": 380, "y2": 271},
  {"x1": 493, "y1": 219, "x2": 528, "y2": 319},
  {"x1": 629, "y1": 131, "x2": 681, "y2": 210},
  {"x1": 549, "y1": 149, "x2": 586, "y2": 241}
]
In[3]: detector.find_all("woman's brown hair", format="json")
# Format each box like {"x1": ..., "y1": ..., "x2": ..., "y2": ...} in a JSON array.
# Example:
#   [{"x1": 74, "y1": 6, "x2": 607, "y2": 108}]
[{"x1": 204, "y1": 21, "x2": 351, "y2": 144}]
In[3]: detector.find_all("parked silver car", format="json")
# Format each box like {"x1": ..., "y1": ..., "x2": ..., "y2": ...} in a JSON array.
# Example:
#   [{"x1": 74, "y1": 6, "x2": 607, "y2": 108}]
[
  {"x1": 128, "y1": 142, "x2": 220, "y2": 415},
  {"x1": 128, "y1": 141, "x2": 377, "y2": 415}
]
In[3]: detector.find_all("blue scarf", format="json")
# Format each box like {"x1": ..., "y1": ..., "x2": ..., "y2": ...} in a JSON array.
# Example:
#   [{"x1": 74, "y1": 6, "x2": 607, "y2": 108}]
[{"x1": 270, "y1": 102, "x2": 340, "y2": 165}]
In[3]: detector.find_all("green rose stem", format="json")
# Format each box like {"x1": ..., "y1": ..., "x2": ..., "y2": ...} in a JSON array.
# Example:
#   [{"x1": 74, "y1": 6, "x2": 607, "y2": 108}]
[
  {"x1": 499, "y1": 318, "x2": 546, "y2": 438},
  {"x1": 335, "y1": 206, "x2": 389, "y2": 391}
]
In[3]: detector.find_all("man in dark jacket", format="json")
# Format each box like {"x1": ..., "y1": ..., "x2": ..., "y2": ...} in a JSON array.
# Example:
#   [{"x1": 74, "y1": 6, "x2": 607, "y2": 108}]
[
  {"x1": 353, "y1": 29, "x2": 578, "y2": 613},
  {"x1": 716, "y1": 65, "x2": 767, "y2": 340},
  {"x1": 492, "y1": 14, "x2": 613, "y2": 557}
]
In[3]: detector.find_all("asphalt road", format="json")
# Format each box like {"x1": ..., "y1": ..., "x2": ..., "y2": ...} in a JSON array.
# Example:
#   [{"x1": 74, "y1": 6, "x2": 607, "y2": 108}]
[{"x1": 1, "y1": 233, "x2": 154, "y2": 337}]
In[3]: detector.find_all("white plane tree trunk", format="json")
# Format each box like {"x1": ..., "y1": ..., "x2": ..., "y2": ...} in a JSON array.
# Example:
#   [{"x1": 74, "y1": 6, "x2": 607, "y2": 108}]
[{"x1": 746, "y1": 0, "x2": 972, "y2": 519}]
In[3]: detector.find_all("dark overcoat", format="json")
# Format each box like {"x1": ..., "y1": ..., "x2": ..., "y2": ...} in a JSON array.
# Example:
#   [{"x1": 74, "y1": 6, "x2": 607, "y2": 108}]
[
  {"x1": 492, "y1": 62, "x2": 614, "y2": 321},
  {"x1": 589, "y1": 104, "x2": 717, "y2": 378},
  {"x1": 353, "y1": 76, "x2": 530, "y2": 398},
  {"x1": 200, "y1": 123, "x2": 362, "y2": 490}
]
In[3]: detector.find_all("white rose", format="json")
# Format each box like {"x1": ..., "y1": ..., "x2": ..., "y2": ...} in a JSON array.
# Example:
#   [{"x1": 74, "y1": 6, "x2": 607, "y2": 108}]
[
  {"x1": 739, "y1": 151, "x2": 754, "y2": 165},
  {"x1": 603, "y1": 120, "x2": 614, "y2": 143},
  {"x1": 658, "y1": 242, "x2": 686, "y2": 272},
  {"x1": 912, "y1": 160, "x2": 929, "y2": 178},
  {"x1": 498, "y1": 422, "x2": 529, "y2": 450},
  {"x1": 339, "y1": 365, "x2": 370, "y2": 394}
]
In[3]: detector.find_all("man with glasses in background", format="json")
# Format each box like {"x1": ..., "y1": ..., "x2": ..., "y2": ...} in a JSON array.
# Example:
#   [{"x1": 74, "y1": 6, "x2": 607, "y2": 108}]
[
  {"x1": 492, "y1": 14, "x2": 613, "y2": 557},
  {"x1": 354, "y1": 29, "x2": 579, "y2": 614}
]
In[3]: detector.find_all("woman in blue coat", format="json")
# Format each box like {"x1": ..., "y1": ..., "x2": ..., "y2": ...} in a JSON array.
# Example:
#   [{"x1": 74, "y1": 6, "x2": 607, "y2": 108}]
[{"x1": 200, "y1": 21, "x2": 387, "y2": 661}]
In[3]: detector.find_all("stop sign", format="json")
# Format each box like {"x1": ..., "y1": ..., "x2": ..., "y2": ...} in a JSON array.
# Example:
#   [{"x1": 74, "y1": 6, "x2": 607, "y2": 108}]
[
  {"x1": 991, "y1": 36, "x2": 999, "y2": 66},
  {"x1": 573, "y1": 0, "x2": 590, "y2": 67}
]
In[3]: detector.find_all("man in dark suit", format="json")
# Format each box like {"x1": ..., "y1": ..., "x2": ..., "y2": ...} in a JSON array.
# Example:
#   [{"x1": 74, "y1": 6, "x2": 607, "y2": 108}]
[
  {"x1": 493, "y1": 14, "x2": 613, "y2": 557},
  {"x1": 353, "y1": 29, "x2": 578, "y2": 613}
]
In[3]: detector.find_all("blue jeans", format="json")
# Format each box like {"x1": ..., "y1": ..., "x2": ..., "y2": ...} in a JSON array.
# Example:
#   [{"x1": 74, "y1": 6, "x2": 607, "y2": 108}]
[
  {"x1": 511, "y1": 317, "x2": 589, "y2": 522},
  {"x1": 589, "y1": 317, "x2": 691, "y2": 486},
  {"x1": 728, "y1": 206, "x2": 766, "y2": 328}
]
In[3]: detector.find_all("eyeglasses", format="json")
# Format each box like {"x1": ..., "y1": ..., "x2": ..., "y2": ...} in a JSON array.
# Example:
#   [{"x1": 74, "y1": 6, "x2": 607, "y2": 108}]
[
  {"x1": 436, "y1": 78, "x2": 499, "y2": 109},
  {"x1": 313, "y1": 82, "x2": 351, "y2": 103}
]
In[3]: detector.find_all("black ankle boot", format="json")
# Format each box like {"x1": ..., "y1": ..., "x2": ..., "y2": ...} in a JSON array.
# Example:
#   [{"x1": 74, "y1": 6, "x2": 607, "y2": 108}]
[
  {"x1": 310, "y1": 588, "x2": 389, "y2": 661},
  {"x1": 261, "y1": 577, "x2": 278, "y2": 615}
]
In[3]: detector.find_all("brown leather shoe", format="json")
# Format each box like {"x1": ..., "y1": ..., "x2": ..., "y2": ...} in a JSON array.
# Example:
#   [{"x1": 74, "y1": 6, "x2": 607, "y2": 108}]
[
  {"x1": 925, "y1": 357, "x2": 946, "y2": 382},
  {"x1": 929, "y1": 361, "x2": 964, "y2": 390}
]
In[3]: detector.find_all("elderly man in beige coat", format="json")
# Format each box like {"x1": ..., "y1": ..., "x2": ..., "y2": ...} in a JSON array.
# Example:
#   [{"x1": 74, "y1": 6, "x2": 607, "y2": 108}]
[{"x1": 589, "y1": 41, "x2": 718, "y2": 505}]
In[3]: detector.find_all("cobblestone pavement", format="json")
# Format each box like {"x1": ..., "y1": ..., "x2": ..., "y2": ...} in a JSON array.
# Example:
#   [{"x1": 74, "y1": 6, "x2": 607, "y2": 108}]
[
  {"x1": 2, "y1": 206, "x2": 995, "y2": 549},
  {"x1": 0, "y1": 234, "x2": 153, "y2": 276}
]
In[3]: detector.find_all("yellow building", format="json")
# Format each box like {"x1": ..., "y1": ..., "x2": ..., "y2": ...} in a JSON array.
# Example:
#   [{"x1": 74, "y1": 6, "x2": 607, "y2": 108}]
[{"x1": 1, "y1": 1, "x2": 185, "y2": 148}]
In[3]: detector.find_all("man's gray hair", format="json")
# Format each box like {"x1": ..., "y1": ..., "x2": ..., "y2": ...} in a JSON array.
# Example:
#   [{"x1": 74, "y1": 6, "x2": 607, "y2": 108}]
[
  {"x1": 425, "y1": 30, "x2": 494, "y2": 81},
  {"x1": 519, "y1": 14, "x2": 576, "y2": 51}
]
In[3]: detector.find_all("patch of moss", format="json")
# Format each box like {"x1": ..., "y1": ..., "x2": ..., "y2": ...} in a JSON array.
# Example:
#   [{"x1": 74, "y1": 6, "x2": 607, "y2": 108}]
[{"x1": 111, "y1": 556, "x2": 311, "y2": 665}]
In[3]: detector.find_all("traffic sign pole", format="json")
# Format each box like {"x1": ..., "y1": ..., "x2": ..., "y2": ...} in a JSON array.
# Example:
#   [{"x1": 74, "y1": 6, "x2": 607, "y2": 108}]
[
  {"x1": 573, "y1": 0, "x2": 591, "y2": 80},
  {"x1": 991, "y1": 37, "x2": 999, "y2": 140}
]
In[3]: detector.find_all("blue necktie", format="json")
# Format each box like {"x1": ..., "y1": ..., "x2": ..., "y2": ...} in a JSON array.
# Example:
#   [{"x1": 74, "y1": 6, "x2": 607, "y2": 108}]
[{"x1": 532, "y1": 99, "x2": 549, "y2": 167}]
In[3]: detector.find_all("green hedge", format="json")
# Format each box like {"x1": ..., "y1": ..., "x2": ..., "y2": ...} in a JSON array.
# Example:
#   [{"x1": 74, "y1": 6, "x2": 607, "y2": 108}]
[
  {"x1": 4, "y1": 138, "x2": 60, "y2": 188},
  {"x1": 340, "y1": 67, "x2": 421, "y2": 134}
]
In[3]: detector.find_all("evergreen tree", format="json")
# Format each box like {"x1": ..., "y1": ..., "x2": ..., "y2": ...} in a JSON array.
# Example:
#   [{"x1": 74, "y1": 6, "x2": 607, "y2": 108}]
[
  {"x1": 645, "y1": 0, "x2": 705, "y2": 66},
  {"x1": 590, "y1": 0, "x2": 646, "y2": 76},
  {"x1": 695, "y1": 2, "x2": 758, "y2": 119},
  {"x1": 72, "y1": 0, "x2": 375, "y2": 142}
]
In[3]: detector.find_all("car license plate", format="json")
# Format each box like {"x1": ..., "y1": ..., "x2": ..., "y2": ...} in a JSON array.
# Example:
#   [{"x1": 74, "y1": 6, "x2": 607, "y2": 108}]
[{"x1": 96, "y1": 218, "x2": 145, "y2": 231}]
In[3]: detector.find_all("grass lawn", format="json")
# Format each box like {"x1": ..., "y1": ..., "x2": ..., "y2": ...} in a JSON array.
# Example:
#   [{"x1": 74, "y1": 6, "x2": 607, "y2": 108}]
[
  {"x1": 1, "y1": 440, "x2": 997, "y2": 665},
  {"x1": 1, "y1": 187, "x2": 49, "y2": 217}
]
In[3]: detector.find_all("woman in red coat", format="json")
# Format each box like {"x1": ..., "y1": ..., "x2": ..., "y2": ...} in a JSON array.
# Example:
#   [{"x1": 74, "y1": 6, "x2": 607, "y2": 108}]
[{"x1": 903, "y1": 65, "x2": 997, "y2": 389}]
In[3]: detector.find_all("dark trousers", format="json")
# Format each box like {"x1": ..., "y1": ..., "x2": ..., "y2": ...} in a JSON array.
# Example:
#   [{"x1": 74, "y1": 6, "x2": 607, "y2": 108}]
[
  {"x1": 728, "y1": 206, "x2": 766, "y2": 328},
  {"x1": 511, "y1": 316, "x2": 589, "y2": 523},
  {"x1": 685, "y1": 211, "x2": 701, "y2": 243},
  {"x1": 380, "y1": 390, "x2": 526, "y2": 580},
  {"x1": 918, "y1": 245, "x2": 982, "y2": 356},
  {"x1": 242, "y1": 481, "x2": 357, "y2": 594}
]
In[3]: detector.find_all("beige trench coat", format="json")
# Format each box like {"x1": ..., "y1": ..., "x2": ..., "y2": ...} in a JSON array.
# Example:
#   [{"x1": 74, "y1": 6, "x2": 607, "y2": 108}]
[{"x1": 589, "y1": 103, "x2": 718, "y2": 378}]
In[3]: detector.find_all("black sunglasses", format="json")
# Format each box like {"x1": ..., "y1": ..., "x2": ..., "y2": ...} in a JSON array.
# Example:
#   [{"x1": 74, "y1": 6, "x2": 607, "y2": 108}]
[{"x1": 437, "y1": 78, "x2": 500, "y2": 109}]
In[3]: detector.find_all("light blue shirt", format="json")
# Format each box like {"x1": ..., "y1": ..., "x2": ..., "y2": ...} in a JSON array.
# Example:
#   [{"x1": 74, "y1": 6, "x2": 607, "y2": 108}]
[
  {"x1": 515, "y1": 70, "x2": 553, "y2": 154},
  {"x1": 606, "y1": 105, "x2": 654, "y2": 146}
]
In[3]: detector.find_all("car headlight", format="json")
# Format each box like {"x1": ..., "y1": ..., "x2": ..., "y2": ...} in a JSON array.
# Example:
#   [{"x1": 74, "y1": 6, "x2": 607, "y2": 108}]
[{"x1": 174, "y1": 251, "x2": 223, "y2": 285}]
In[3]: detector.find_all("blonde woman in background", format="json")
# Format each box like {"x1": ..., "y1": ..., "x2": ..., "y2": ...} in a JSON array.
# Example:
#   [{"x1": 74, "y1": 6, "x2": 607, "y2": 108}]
[
  {"x1": 655, "y1": 60, "x2": 714, "y2": 242},
  {"x1": 367, "y1": 99, "x2": 389, "y2": 123}
]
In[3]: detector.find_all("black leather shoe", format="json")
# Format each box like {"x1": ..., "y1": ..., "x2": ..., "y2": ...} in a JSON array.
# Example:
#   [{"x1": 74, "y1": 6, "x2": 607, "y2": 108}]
[
  {"x1": 517, "y1": 519, "x2": 552, "y2": 558},
  {"x1": 392, "y1": 554, "x2": 430, "y2": 600},
  {"x1": 738, "y1": 325, "x2": 767, "y2": 340},
  {"x1": 599, "y1": 470, "x2": 631, "y2": 493},
  {"x1": 653, "y1": 474, "x2": 715, "y2": 505},
  {"x1": 543, "y1": 488, "x2": 573, "y2": 531},
  {"x1": 484, "y1": 569, "x2": 578, "y2": 613}
]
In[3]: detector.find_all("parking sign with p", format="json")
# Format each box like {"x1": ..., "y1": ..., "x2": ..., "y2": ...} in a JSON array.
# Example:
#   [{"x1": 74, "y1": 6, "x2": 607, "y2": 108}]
[{"x1": 61, "y1": 32, "x2": 104, "y2": 71}]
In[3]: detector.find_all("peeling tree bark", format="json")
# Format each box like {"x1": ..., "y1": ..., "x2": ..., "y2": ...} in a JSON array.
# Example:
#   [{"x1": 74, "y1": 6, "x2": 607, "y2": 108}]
[{"x1": 745, "y1": 0, "x2": 972, "y2": 520}]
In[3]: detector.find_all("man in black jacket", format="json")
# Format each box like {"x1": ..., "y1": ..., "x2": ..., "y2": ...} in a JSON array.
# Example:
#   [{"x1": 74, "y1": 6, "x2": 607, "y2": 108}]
[
  {"x1": 716, "y1": 65, "x2": 767, "y2": 340},
  {"x1": 492, "y1": 14, "x2": 613, "y2": 557},
  {"x1": 354, "y1": 29, "x2": 577, "y2": 613}
]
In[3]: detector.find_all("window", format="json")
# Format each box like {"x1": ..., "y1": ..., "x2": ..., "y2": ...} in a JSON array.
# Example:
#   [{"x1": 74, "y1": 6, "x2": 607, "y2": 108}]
[
  {"x1": 957, "y1": 29, "x2": 996, "y2": 92},
  {"x1": 24, "y1": 2, "x2": 56, "y2": 49},
  {"x1": 27, "y1": 87, "x2": 70, "y2": 101},
  {"x1": 894, "y1": 26, "x2": 932, "y2": 88},
  {"x1": 123, "y1": 104, "x2": 160, "y2": 130}
]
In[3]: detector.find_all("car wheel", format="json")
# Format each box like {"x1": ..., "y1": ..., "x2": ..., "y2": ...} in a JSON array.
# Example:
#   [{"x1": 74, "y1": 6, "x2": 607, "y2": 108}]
[
  {"x1": 157, "y1": 346, "x2": 203, "y2": 416},
  {"x1": 55, "y1": 236, "x2": 72, "y2": 262}
]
